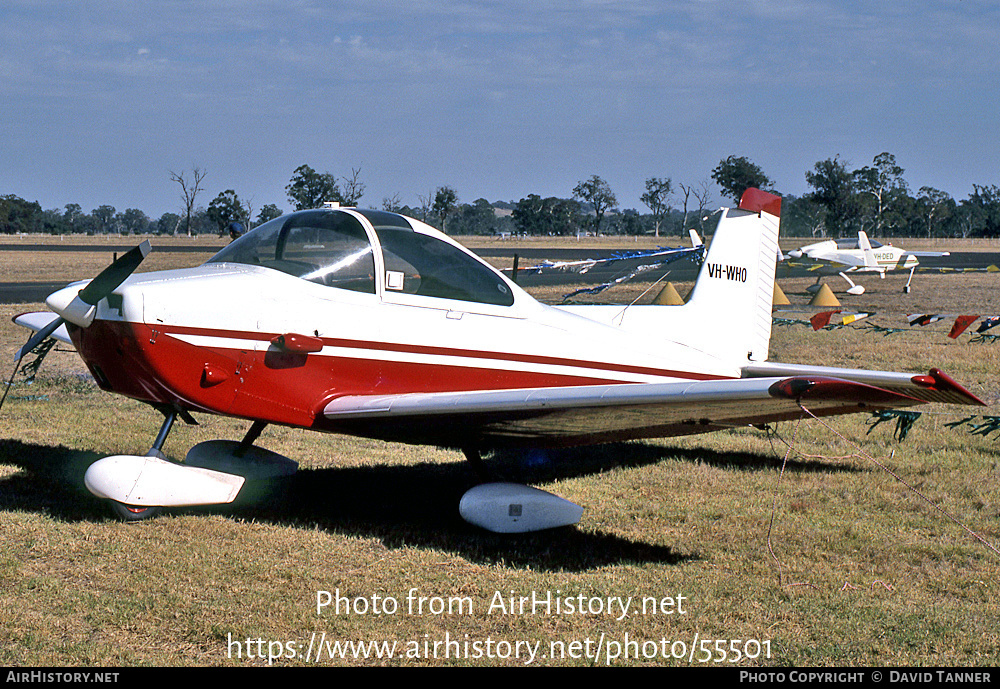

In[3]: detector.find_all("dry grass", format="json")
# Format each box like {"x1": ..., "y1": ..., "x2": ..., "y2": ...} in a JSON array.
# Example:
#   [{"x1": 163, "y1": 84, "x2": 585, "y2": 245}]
[
  {"x1": 1, "y1": 241, "x2": 999, "y2": 667},
  {"x1": 0, "y1": 235, "x2": 226, "y2": 284}
]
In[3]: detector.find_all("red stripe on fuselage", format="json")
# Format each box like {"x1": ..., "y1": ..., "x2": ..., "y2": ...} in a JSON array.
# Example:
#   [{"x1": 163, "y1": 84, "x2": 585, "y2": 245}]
[{"x1": 148, "y1": 322, "x2": 729, "y2": 383}]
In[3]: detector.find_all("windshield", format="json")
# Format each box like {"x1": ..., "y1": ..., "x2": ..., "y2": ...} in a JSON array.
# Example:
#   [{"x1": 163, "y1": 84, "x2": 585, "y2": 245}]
[
  {"x1": 834, "y1": 237, "x2": 883, "y2": 250},
  {"x1": 207, "y1": 211, "x2": 375, "y2": 293}
]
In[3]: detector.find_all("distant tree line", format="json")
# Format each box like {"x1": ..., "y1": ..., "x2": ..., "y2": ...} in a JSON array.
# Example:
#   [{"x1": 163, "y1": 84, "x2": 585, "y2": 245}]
[
  {"x1": 709, "y1": 152, "x2": 1000, "y2": 240},
  {"x1": 4, "y1": 154, "x2": 1000, "y2": 239}
]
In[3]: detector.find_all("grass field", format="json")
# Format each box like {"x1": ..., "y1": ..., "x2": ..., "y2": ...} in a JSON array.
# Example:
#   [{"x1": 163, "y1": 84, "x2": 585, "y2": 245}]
[{"x1": 1, "y1": 236, "x2": 999, "y2": 667}]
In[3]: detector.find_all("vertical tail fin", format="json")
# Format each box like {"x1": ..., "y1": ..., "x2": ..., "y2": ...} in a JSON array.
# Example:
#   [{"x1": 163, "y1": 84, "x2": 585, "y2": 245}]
[
  {"x1": 676, "y1": 189, "x2": 781, "y2": 364},
  {"x1": 858, "y1": 231, "x2": 877, "y2": 267}
]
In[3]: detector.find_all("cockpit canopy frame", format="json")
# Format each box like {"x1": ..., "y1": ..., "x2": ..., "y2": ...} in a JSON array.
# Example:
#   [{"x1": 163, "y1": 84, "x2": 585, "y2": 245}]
[{"x1": 207, "y1": 208, "x2": 515, "y2": 307}]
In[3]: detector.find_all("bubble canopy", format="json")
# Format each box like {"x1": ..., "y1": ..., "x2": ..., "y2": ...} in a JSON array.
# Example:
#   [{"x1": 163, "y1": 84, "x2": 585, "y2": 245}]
[{"x1": 206, "y1": 208, "x2": 514, "y2": 307}]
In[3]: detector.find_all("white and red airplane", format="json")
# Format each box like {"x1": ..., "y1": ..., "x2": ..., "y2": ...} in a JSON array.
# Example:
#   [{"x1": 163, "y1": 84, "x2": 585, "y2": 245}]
[
  {"x1": 784, "y1": 231, "x2": 950, "y2": 295},
  {"x1": 10, "y1": 189, "x2": 985, "y2": 531}
]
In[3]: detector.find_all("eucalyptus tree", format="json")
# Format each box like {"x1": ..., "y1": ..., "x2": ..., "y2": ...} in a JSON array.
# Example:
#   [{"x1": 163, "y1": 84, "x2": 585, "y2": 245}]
[
  {"x1": 572, "y1": 175, "x2": 616, "y2": 235},
  {"x1": 156, "y1": 212, "x2": 181, "y2": 235},
  {"x1": 340, "y1": 167, "x2": 366, "y2": 207},
  {"x1": 641, "y1": 177, "x2": 673, "y2": 237},
  {"x1": 207, "y1": 189, "x2": 246, "y2": 234},
  {"x1": 854, "y1": 152, "x2": 909, "y2": 235},
  {"x1": 448, "y1": 198, "x2": 496, "y2": 235},
  {"x1": 170, "y1": 166, "x2": 207, "y2": 236},
  {"x1": 256, "y1": 204, "x2": 283, "y2": 226},
  {"x1": 92, "y1": 205, "x2": 117, "y2": 234},
  {"x1": 916, "y1": 187, "x2": 952, "y2": 238},
  {"x1": 432, "y1": 186, "x2": 458, "y2": 233},
  {"x1": 0, "y1": 195, "x2": 42, "y2": 234},
  {"x1": 286, "y1": 164, "x2": 342, "y2": 210},
  {"x1": 119, "y1": 208, "x2": 149, "y2": 235},
  {"x1": 805, "y1": 156, "x2": 860, "y2": 238},
  {"x1": 63, "y1": 203, "x2": 85, "y2": 233},
  {"x1": 711, "y1": 155, "x2": 773, "y2": 203},
  {"x1": 512, "y1": 195, "x2": 582, "y2": 236}
]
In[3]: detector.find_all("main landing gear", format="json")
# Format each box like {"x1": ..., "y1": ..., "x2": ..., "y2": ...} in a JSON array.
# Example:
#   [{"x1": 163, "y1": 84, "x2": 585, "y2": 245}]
[
  {"x1": 108, "y1": 501, "x2": 161, "y2": 522},
  {"x1": 96, "y1": 408, "x2": 180, "y2": 521},
  {"x1": 806, "y1": 273, "x2": 865, "y2": 296},
  {"x1": 903, "y1": 266, "x2": 915, "y2": 293},
  {"x1": 84, "y1": 409, "x2": 297, "y2": 521}
]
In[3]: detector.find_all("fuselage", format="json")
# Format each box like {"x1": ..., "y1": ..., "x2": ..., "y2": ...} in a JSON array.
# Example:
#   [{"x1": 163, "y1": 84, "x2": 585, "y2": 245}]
[
  {"x1": 64, "y1": 208, "x2": 740, "y2": 434},
  {"x1": 798, "y1": 240, "x2": 919, "y2": 271}
]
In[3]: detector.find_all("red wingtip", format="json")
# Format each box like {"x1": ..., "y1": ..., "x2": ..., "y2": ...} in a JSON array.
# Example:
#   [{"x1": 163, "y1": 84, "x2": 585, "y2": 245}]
[
  {"x1": 739, "y1": 188, "x2": 782, "y2": 218},
  {"x1": 913, "y1": 368, "x2": 988, "y2": 407}
]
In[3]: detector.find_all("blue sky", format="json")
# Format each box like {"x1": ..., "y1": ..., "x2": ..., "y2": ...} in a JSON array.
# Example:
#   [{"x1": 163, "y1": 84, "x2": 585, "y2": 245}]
[{"x1": 2, "y1": 1, "x2": 997, "y2": 220}]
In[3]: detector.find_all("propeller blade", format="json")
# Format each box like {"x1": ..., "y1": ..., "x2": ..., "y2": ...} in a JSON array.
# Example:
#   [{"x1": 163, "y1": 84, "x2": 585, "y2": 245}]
[
  {"x1": 13, "y1": 316, "x2": 65, "y2": 361},
  {"x1": 16, "y1": 241, "x2": 151, "y2": 359},
  {"x1": 77, "y1": 240, "x2": 151, "y2": 306}
]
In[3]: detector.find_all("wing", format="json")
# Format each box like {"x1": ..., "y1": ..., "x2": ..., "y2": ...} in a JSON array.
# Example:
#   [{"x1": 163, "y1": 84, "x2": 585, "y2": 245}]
[
  {"x1": 321, "y1": 368, "x2": 983, "y2": 448},
  {"x1": 13, "y1": 312, "x2": 73, "y2": 345},
  {"x1": 779, "y1": 253, "x2": 862, "y2": 273}
]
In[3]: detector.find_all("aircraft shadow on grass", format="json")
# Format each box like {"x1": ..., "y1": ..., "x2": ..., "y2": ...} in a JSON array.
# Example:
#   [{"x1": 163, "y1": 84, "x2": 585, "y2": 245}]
[{"x1": 0, "y1": 437, "x2": 863, "y2": 571}]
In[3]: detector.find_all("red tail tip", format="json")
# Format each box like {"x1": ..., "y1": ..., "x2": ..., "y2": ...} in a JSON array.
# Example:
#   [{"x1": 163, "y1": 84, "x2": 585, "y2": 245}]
[{"x1": 739, "y1": 188, "x2": 782, "y2": 218}]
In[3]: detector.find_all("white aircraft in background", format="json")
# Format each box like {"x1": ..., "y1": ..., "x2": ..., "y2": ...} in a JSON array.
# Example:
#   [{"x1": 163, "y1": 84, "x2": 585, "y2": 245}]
[
  {"x1": 9, "y1": 189, "x2": 983, "y2": 532},
  {"x1": 784, "y1": 231, "x2": 950, "y2": 295}
]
